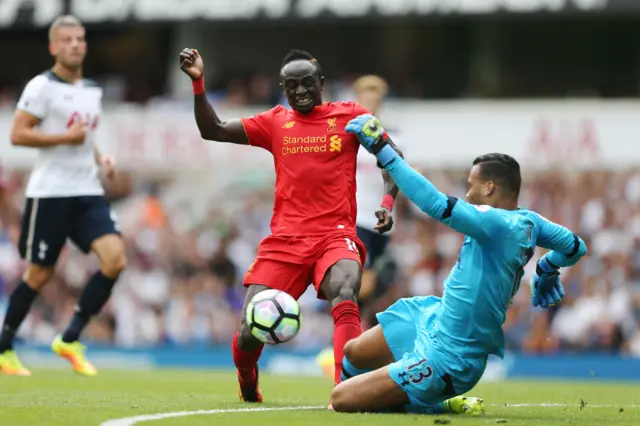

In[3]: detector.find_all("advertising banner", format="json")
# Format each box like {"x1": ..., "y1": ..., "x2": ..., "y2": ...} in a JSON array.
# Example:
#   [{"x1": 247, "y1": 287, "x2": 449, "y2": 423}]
[{"x1": 0, "y1": 0, "x2": 631, "y2": 28}]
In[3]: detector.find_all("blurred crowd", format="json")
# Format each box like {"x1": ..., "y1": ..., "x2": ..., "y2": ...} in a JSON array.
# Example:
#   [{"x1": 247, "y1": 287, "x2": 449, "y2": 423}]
[
  {"x1": 202, "y1": 73, "x2": 405, "y2": 109},
  {"x1": 0, "y1": 166, "x2": 638, "y2": 356},
  {"x1": 0, "y1": 73, "x2": 412, "y2": 109}
]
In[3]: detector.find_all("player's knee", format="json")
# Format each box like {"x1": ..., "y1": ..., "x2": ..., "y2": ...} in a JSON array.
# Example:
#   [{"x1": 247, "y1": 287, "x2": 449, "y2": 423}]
[
  {"x1": 328, "y1": 262, "x2": 361, "y2": 305},
  {"x1": 23, "y1": 264, "x2": 54, "y2": 290},
  {"x1": 332, "y1": 280, "x2": 359, "y2": 305},
  {"x1": 343, "y1": 338, "x2": 366, "y2": 369},
  {"x1": 343, "y1": 339, "x2": 357, "y2": 363},
  {"x1": 100, "y1": 251, "x2": 127, "y2": 278},
  {"x1": 94, "y1": 235, "x2": 127, "y2": 278},
  {"x1": 330, "y1": 383, "x2": 354, "y2": 413}
]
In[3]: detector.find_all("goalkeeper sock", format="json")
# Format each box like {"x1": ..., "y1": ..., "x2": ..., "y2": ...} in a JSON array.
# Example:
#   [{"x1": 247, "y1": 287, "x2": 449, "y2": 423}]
[
  {"x1": 341, "y1": 354, "x2": 371, "y2": 382},
  {"x1": 331, "y1": 300, "x2": 362, "y2": 386}
]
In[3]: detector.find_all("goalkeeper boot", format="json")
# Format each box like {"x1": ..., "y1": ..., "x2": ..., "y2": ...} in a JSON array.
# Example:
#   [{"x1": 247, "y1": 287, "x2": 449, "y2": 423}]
[
  {"x1": 443, "y1": 395, "x2": 485, "y2": 415},
  {"x1": 0, "y1": 350, "x2": 31, "y2": 376},
  {"x1": 238, "y1": 364, "x2": 263, "y2": 403},
  {"x1": 51, "y1": 335, "x2": 97, "y2": 377}
]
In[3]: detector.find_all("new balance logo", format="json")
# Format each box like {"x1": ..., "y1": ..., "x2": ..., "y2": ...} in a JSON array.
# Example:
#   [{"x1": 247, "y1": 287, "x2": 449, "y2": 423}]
[{"x1": 283, "y1": 121, "x2": 295, "y2": 129}]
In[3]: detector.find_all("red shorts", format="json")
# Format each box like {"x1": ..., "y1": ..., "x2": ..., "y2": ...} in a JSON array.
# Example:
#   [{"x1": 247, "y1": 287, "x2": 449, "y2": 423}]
[{"x1": 243, "y1": 231, "x2": 367, "y2": 300}]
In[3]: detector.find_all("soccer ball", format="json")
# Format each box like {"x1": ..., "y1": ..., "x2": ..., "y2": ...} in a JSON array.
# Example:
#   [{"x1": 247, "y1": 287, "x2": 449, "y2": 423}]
[{"x1": 246, "y1": 289, "x2": 301, "y2": 344}]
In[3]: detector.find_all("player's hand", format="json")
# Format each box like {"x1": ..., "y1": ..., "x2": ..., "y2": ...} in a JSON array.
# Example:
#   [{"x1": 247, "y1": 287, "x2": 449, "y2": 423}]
[
  {"x1": 346, "y1": 114, "x2": 399, "y2": 167},
  {"x1": 530, "y1": 257, "x2": 565, "y2": 309},
  {"x1": 65, "y1": 120, "x2": 87, "y2": 145},
  {"x1": 374, "y1": 207, "x2": 393, "y2": 234},
  {"x1": 179, "y1": 48, "x2": 204, "y2": 80},
  {"x1": 99, "y1": 155, "x2": 117, "y2": 179}
]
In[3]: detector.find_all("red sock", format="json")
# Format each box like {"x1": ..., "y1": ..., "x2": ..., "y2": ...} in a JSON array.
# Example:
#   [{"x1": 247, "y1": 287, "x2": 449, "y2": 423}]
[
  {"x1": 232, "y1": 332, "x2": 264, "y2": 385},
  {"x1": 331, "y1": 300, "x2": 362, "y2": 385}
]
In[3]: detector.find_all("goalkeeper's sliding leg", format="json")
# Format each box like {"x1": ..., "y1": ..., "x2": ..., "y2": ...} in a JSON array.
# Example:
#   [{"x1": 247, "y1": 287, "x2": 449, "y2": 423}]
[{"x1": 331, "y1": 297, "x2": 485, "y2": 415}]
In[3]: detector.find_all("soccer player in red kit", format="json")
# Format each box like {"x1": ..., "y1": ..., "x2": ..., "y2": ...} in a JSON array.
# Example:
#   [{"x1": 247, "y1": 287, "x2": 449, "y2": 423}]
[{"x1": 179, "y1": 48, "x2": 401, "y2": 402}]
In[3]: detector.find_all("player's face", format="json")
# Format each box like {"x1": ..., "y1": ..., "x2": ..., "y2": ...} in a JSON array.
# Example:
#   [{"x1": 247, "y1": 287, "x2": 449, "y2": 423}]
[
  {"x1": 50, "y1": 26, "x2": 87, "y2": 70},
  {"x1": 357, "y1": 88, "x2": 383, "y2": 114},
  {"x1": 281, "y1": 60, "x2": 323, "y2": 114},
  {"x1": 466, "y1": 165, "x2": 492, "y2": 206}
]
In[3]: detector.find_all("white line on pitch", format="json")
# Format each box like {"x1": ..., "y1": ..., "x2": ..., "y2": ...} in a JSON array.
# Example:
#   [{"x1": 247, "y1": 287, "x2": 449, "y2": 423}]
[
  {"x1": 100, "y1": 405, "x2": 324, "y2": 426},
  {"x1": 492, "y1": 403, "x2": 639, "y2": 408},
  {"x1": 101, "y1": 402, "x2": 639, "y2": 425}
]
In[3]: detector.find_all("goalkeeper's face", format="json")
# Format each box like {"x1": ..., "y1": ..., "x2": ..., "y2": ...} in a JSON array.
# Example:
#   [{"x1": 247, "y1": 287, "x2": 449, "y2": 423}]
[
  {"x1": 466, "y1": 165, "x2": 495, "y2": 206},
  {"x1": 281, "y1": 60, "x2": 324, "y2": 114}
]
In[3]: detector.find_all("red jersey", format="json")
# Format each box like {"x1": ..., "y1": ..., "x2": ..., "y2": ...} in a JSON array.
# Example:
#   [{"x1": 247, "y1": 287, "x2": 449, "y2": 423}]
[{"x1": 241, "y1": 101, "x2": 370, "y2": 237}]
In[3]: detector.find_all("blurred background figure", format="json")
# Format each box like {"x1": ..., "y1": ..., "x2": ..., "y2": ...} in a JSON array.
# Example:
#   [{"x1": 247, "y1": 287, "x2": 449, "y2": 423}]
[
  {"x1": 0, "y1": 15, "x2": 126, "y2": 378},
  {"x1": 0, "y1": 1, "x2": 638, "y2": 375},
  {"x1": 352, "y1": 75, "x2": 395, "y2": 310},
  {"x1": 317, "y1": 75, "x2": 401, "y2": 378}
]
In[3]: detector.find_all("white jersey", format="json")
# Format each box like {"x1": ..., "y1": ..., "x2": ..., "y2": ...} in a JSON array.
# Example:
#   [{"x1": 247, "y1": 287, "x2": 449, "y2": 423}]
[
  {"x1": 355, "y1": 129, "x2": 399, "y2": 232},
  {"x1": 16, "y1": 70, "x2": 104, "y2": 198}
]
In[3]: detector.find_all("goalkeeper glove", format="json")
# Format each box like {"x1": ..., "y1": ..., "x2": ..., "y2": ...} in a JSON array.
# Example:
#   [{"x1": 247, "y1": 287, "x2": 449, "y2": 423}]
[
  {"x1": 345, "y1": 114, "x2": 400, "y2": 167},
  {"x1": 530, "y1": 257, "x2": 565, "y2": 308}
]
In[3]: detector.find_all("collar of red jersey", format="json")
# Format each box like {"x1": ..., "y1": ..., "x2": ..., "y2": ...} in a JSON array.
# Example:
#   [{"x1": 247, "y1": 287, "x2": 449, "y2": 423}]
[{"x1": 291, "y1": 102, "x2": 332, "y2": 120}]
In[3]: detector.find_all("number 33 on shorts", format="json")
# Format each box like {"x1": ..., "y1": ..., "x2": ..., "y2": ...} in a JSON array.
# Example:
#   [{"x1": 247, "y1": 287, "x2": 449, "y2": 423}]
[{"x1": 345, "y1": 238, "x2": 359, "y2": 254}]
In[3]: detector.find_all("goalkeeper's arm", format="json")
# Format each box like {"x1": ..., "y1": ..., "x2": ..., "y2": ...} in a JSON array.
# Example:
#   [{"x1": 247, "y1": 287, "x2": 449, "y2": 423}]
[
  {"x1": 535, "y1": 213, "x2": 587, "y2": 269},
  {"x1": 381, "y1": 152, "x2": 504, "y2": 241}
]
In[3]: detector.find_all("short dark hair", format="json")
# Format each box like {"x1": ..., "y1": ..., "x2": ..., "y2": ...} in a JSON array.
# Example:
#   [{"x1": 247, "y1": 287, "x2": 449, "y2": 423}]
[
  {"x1": 472, "y1": 153, "x2": 521, "y2": 198},
  {"x1": 281, "y1": 49, "x2": 322, "y2": 77}
]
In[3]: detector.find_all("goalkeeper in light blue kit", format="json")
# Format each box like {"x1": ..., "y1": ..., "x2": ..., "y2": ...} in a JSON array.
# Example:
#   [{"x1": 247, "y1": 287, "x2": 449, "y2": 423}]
[{"x1": 329, "y1": 114, "x2": 587, "y2": 415}]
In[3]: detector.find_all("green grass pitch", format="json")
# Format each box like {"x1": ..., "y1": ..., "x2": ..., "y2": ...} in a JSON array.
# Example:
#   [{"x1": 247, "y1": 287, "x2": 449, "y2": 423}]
[{"x1": 0, "y1": 369, "x2": 638, "y2": 425}]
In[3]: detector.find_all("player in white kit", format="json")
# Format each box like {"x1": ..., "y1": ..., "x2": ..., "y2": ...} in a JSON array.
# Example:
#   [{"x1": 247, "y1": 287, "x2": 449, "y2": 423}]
[
  {"x1": 318, "y1": 75, "x2": 400, "y2": 378},
  {"x1": 0, "y1": 16, "x2": 126, "y2": 377},
  {"x1": 353, "y1": 75, "x2": 399, "y2": 300}
]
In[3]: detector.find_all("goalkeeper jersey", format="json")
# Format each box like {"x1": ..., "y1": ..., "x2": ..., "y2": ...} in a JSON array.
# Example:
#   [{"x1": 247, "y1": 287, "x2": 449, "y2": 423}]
[{"x1": 384, "y1": 158, "x2": 584, "y2": 359}]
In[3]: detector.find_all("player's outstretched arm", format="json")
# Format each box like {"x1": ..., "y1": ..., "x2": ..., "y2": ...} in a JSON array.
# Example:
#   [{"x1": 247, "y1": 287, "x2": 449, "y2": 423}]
[
  {"x1": 347, "y1": 115, "x2": 498, "y2": 240},
  {"x1": 384, "y1": 157, "x2": 501, "y2": 240},
  {"x1": 535, "y1": 214, "x2": 587, "y2": 268},
  {"x1": 179, "y1": 48, "x2": 248, "y2": 145}
]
